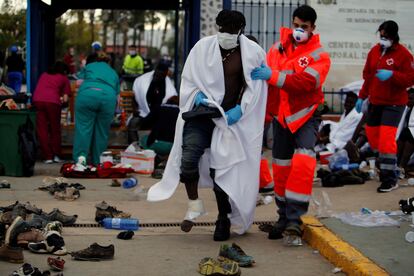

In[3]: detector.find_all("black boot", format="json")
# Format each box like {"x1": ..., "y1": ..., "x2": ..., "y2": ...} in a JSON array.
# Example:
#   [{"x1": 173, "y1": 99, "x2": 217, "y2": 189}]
[{"x1": 268, "y1": 197, "x2": 287, "y2": 240}]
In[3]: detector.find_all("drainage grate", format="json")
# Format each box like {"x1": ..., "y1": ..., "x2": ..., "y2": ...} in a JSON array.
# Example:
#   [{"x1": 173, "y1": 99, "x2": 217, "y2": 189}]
[{"x1": 66, "y1": 220, "x2": 275, "y2": 228}]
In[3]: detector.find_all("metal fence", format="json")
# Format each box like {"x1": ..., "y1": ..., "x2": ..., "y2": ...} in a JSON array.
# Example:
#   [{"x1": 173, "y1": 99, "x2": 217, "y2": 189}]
[{"x1": 232, "y1": 0, "x2": 306, "y2": 51}]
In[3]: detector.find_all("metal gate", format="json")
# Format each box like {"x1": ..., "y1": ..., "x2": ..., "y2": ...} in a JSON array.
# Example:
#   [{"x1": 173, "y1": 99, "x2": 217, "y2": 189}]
[{"x1": 232, "y1": 0, "x2": 306, "y2": 50}]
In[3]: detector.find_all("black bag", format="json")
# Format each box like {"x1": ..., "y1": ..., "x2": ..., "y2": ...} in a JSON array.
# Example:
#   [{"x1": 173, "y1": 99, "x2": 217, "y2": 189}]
[
  {"x1": 182, "y1": 105, "x2": 222, "y2": 121},
  {"x1": 18, "y1": 116, "x2": 37, "y2": 177}
]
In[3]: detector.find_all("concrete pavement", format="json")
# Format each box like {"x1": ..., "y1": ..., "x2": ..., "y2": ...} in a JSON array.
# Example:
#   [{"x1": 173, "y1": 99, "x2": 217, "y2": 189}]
[{"x1": 1, "y1": 160, "x2": 414, "y2": 275}]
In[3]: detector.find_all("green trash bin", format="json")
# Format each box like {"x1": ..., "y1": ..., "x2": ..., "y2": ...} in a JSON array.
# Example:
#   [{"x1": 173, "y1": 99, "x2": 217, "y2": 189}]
[{"x1": 0, "y1": 110, "x2": 36, "y2": 176}]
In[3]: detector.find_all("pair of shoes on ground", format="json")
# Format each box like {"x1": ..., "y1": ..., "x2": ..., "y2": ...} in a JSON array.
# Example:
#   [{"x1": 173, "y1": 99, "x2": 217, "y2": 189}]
[
  {"x1": 70, "y1": 243, "x2": 114, "y2": 261},
  {"x1": 117, "y1": 230, "x2": 134, "y2": 240},
  {"x1": 198, "y1": 256, "x2": 241, "y2": 276},
  {"x1": 95, "y1": 201, "x2": 131, "y2": 223},
  {"x1": 267, "y1": 220, "x2": 303, "y2": 246},
  {"x1": 43, "y1": 156, "x2": 62, "y2": 164}
]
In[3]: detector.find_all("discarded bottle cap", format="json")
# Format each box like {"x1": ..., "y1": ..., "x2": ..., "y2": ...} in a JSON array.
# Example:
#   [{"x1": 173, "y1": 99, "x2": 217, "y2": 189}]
[{"x1": 405, "y1": 231, "x2": 414, "y2": 243}]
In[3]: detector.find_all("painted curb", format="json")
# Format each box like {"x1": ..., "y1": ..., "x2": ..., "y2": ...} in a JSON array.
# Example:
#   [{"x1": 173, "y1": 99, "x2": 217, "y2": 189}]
[{"x1": 302, "y1": 215, "x2": 389, "y2": 276}]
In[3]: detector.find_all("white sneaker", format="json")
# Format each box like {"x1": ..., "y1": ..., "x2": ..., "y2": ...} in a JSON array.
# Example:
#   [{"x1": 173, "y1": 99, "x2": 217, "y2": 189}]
[
  {"x1": 73, "y1": 163, "x2": 86, "y2": 172},
  {"x1": 44, "y1": 160, "x2": 53, "y2": 164},
  {"x1": 53, "y1": 156, "x2": 62, "y2": 163}
]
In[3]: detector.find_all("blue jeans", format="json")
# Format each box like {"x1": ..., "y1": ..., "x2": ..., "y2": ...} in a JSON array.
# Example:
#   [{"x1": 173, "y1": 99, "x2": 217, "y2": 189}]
[
  {"x1": 7, "y1": 71, "x2": 23, "y2": 93},
  {"x1": 180, "y1": 117, "x2": 231, "y2": 217},
  {"x1": 180, "y1": 117, "x2": 215, "y2": 183}
]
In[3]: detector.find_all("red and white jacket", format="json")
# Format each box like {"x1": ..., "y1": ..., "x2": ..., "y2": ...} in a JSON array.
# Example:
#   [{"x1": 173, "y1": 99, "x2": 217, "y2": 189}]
[
  {"x1": 266, "y1": 27, "x2": 331, "y2": 133},
  {"x1": 359, "y1": 43, "x2": 414, "y2": 106}
]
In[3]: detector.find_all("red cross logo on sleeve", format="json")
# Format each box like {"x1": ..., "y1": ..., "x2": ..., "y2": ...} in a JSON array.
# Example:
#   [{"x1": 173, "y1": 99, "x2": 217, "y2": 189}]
[
  {"x1": 386, "y1": 58, "x2": 394, "y2": 66},
  {"x1": 298, "y1": 56, "x2": 309, "y2": 68}
]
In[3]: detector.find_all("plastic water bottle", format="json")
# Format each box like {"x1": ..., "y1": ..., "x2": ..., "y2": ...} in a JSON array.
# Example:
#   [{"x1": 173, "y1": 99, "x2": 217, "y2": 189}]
[
  {"x1": 123, "y1": 177, "x2": 138, "y2": 189},
  {"x1": 102, "y1": 218, "x2": 139, "y2": 231}
]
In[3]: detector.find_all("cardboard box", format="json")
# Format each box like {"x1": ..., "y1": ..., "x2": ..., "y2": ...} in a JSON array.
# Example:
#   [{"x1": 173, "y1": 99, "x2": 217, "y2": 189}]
[{"x1": 121, "y1": 149, "x2": 156, "y2": 174}]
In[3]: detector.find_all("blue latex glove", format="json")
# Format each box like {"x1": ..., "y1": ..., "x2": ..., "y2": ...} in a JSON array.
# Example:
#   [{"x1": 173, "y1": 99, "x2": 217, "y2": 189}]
[
  {"x1": 355, "y1": 98, "x2": 363, "y2": 113},
  {"x1": 375, "y1": 69, "x2": 393, "y2": 81},
  {"x1": 225, "y1": 105, "x2": 242, "y2": 125},
  {"x1": 251, "y1": 63, "x2": 272, "y2": 81},
  {"x1": 194, "y1": 91, "x2": 208, "y2": 106}
]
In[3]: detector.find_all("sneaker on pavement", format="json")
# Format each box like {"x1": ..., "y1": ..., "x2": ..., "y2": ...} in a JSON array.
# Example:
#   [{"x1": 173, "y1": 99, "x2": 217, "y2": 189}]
[
  {"x1": 213, "y1": 218, "x2": 231, "y2": 241},
  {"x1": 0, "y1": 244, "x2": 24, "y2": 263},
  {"x1": 17, "y1": 229, "x2": 44, "y2": 248},
  {"x1": 95, "y1": 201, "x2": 130, "y2": 223},
  {"x1": 28, "y1": 230, "x2": 67, "y2": 256},
  {"x1": 25, "y1": 214, "x2": 50, "y2": 229},
  {"x1": 377, "y1": 183, "x2": 399, "y2": 193},
  {"x1": 70, "y1": 243, "x2": 114, "y2": 261},
  {"x1": 198, "y1": 257, "x2": 240, "y2": 276},
  {"x1": 110, "y1": 179, "x2": 121, "y2": 187},
  {"x1": 22, "y1": 202, "x2": 42, "y2": 215},
  {"x1": 45, "y1": 209, "x2": 77, "y2": 226},
  {"x1": 219, "y1": 243, "x2": 255, "y2": 267},
  {"x1": 44, "y1": 160, "x2": 53, "y2": 164},
  {"x1": 6, "y1": 216, "x2": 31, "y2": 246},
  {"x1": 283, "y1": 223, "x2": 303, "y2": 247},
  {"x1": 47, "y1": 256, "x2": 65, "y2": 271}
]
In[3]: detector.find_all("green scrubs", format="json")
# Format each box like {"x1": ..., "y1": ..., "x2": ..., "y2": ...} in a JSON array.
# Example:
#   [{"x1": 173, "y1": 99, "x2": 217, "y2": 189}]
[
  {"x1": 73, "y1": 62, "x2": 120, "y2": 164},
  {"x1": 140, "y1": 135, "x2": 173, "y2": 156}
]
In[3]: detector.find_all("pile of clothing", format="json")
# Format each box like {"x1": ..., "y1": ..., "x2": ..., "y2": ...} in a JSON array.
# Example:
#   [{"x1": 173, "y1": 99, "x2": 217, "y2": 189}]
[{"x1": 316, "y1": 168, "x2": 370, "y2": 187}]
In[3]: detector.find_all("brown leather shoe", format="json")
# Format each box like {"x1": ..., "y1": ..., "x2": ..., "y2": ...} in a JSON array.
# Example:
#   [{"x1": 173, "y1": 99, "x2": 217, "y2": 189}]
[
  {"x1": 0, "y1": 244, "x2": 24, "y2": 263},
  {"x1": 17, "y1": 229, "x2": 44, "y2": 248}
]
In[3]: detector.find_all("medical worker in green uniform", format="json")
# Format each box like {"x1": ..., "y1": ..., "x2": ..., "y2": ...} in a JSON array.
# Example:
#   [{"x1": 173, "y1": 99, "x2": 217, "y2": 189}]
[{"x1": 73, "y1": 53, "x2": 120, "y2": 168}]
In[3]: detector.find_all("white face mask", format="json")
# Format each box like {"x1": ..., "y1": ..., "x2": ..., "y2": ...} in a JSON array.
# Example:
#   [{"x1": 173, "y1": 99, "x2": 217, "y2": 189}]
[
  {"x1": 379, "y1": 37, "x2": 392, "y2": 49},
  {"x1": 292, "y1": 28, "x2": 309, "y2": 43},
  {"x1": 129, "y1": 50, "x2": 137, "y2": 56},
  {"x1": 217, "y1": 31, "x2": 240, "y2": 50}
]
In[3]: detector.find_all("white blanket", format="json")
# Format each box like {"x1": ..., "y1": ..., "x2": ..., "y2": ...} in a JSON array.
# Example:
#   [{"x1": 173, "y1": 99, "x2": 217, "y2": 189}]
[
  {"x1": 326, "y1": 108, "x2": 362, "y2": 152},
  {"x1": 147, "y1": 34, "x2": 267, "y2": 234},
  {"x1": 397, "y1": 107, "x2": 414, "y2": 139},
  {"x1": 132, "y1": 71, "x2": 177, "y2": 118}
]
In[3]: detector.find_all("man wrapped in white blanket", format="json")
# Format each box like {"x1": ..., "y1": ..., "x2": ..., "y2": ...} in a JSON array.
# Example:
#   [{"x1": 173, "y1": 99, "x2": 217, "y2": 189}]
[{"x1": 147, "y1": 10, "x2": 267, "y2": 240}]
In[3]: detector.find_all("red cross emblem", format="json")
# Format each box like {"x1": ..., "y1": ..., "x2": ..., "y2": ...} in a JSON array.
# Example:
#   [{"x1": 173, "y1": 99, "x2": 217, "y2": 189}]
[
  {"x1": 386, "y1": 58, "x2": 394, "y2": 66},
  {"x1": 298, "y1": 56, "x2": 309, "y2": 68}
]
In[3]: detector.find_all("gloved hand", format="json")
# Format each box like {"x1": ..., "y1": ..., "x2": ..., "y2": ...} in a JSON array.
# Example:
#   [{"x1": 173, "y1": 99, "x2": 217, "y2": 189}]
[
  {"x1": 225, "y1": 105, "x2": 242, "y2": 125},
  {"x1": 251, "y1": 63, "x2": 272, "y2": 81},
  {"x1": 375, "y1": 69, "x2": 393, "y2": 81},
  {"x1": 355, "y1": 98, "x2": 363, "y2": 113},
  {"x1": 194, "y1": 91, "x2": 208, "y2": 107}
]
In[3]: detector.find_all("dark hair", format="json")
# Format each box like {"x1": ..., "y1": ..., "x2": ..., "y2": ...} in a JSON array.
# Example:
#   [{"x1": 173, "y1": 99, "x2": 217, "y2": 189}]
[
  {"x1": 378, "y1": 20, "x2": 399, "y2": 43},
  {"x1": 292, "y1": 5, "x2": 317, "y2": 25},
  {"x1": 47, "y1": 61, "x2": 68, "y2": 75},
  {"x1": 86, "y1": 53, "x2": 98, "y2": 64},
  {"x1": 408, "y1": 87, "x2": 414, "y2": 94},
  {"x1": 216, "y1": 10, "x2": 246, "y2": 32},
  {"x1": 346, "y1": 92, "x2": 358, "y2": 100}
]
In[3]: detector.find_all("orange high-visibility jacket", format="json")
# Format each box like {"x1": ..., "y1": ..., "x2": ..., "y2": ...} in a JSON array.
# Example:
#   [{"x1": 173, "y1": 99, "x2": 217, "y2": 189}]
[{"x1": 266, "y1": 27, "x2": 331, "y2": 133}]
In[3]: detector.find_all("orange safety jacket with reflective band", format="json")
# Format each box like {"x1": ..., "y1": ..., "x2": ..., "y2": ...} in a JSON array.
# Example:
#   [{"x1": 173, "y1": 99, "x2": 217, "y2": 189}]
[{"x1": 266, "y1": 27, "x2": 331, "y2": 133}]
